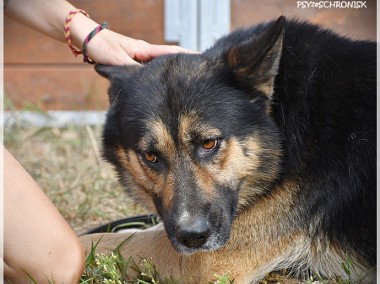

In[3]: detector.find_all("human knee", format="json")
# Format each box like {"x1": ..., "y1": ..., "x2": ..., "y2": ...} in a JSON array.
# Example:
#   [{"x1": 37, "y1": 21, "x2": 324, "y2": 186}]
[
  {"x1": 40, "y1": 239, "x2": 85, "y2": 283},
  {"x1": 6, "y1": 239, "x2": 85, "y2": 284},
  {"x1": 54, "y1": 238, "x2": 85, "y2": 283}
]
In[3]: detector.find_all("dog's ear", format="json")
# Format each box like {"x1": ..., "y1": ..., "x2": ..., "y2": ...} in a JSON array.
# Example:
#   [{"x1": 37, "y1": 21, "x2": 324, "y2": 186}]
[
  {"x1": 95, "y1": 64, "x2": 141, "y2": 104},
  {"x1": 95, "y1": 64, "x2": 141, "y2": 80},
  {"x1": 225, "y1": 16, "x2": 285, "y2": 98}
]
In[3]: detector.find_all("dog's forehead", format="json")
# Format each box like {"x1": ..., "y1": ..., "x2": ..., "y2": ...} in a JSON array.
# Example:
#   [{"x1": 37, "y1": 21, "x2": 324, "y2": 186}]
[
  {"x1": 123, "y1": 55, "x2": 224, "y2": 125},
  {"x1": 120, "y1": 56, "x2": 210, "y2": 114},
  {"x1": 136, "y1": 54, "x2": 216, "y2": 92}
]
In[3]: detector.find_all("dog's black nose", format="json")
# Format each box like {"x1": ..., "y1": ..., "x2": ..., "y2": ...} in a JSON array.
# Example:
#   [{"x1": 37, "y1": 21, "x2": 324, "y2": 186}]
[{"x1": 175, "y1": 218, "x2": 211, "y2": 248}]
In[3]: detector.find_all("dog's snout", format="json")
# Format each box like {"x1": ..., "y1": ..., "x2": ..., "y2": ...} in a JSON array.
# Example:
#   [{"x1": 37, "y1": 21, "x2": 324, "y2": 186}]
[{"x1": 175, "y1": 218, "x2": 211, "y2": 248}]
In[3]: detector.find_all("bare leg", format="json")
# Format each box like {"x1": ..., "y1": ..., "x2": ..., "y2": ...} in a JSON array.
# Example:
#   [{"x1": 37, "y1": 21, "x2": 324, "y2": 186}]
[{"x1": 4, "y1": 147, "x2": 85, "y2": 283}]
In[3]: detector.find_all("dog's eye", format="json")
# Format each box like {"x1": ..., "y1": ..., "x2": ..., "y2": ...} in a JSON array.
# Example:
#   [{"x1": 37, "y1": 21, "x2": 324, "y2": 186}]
[
  {"x1": 202, "y1": 139, "x2": 218, "y2": 151},
  {"x1": 143, "y1": 152, "x2": 158, "y2": 163}
]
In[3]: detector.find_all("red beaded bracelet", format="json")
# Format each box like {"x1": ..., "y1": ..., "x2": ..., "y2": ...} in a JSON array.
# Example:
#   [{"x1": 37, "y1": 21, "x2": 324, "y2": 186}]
[{"x1": 64, "y1": 9, "x2": 90, "y2": 56}]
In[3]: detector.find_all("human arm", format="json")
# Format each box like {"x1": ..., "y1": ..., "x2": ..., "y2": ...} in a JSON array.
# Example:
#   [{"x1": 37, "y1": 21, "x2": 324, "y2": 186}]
[
  {"x1": 3, "y1": 147, "x2": 85, "y2": 283},
  {"x1": 5, "y1": 0, "x2": 190, "y2": 65}
]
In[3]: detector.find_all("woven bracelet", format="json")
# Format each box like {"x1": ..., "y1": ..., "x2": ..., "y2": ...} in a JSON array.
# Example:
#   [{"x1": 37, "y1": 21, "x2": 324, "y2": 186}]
[
  {"x1": 82, "y1": 22, "x2": 109, "y2": 64},
  {"x1": 64, "y1": 9, "x2": 90, "y2": 56}
]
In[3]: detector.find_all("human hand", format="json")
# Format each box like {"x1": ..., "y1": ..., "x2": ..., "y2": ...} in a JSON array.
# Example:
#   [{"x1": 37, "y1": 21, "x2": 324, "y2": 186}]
[{"x1": 86, "y1": 28, "x2": 193, "y2": 65}]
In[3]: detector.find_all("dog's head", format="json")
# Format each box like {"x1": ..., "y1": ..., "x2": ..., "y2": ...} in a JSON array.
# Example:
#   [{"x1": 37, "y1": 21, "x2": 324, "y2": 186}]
[{"x1": 96, "y1": 17, "x2": 285, "y2": 254}]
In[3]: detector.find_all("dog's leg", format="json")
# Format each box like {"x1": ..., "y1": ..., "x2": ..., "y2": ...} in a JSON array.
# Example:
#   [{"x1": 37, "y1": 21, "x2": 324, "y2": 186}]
[{"x1": 80, "y1": 224, "x2": 205, "y2": 283}]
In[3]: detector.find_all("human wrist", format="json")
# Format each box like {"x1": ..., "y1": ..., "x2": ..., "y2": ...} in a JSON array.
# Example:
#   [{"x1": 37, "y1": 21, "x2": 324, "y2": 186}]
[{"x1": 69, "y1": 12, "x2": 99, "y2": 54}]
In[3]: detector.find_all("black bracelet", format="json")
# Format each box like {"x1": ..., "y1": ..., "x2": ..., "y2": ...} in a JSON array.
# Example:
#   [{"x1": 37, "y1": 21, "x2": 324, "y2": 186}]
[{"x1": 82, "y1": 21, "x2": 109, "y2": 64}]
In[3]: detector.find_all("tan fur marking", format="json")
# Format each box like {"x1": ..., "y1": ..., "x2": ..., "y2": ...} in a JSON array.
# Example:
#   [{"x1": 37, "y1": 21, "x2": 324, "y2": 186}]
[
  {"x1": 141, "y1": 119, "x2": 176, "y2": 156},
  {"x1": 237, "y1": 66, "x2": 252, "y2": 77},
  {"x1": 206, "y1": 136, "x2": 263, "y2": 201},
  {"x1": 178, "y1": 113, "x2": 222, "y2": 147},
  {"x1": 255, "y1": 78, "x2": 275, "y2": 115},
  {"x1": 178, "y1": 114, "x2": 224, "y2": 198},
  {"x1": 137, "y1": 119, "x2": 177, "y2": 207},
  {"x1": 192, "y1": 164, "x2": 216, "y2": 197},
  {"x1": 227, "y1": 47, "x2": 238, "y2": 67},
  {"x1": 161, "y1": 174, "x2": 175, "y2": 209},
  {"x1": 256, "y1": 79, "x2": 274, "y2": 97},
  {"x1": 219, "y1": 137, "x2": 261, "y2": 181},
  {"x1": 178, "y1": 113, "x2": 196, "y2": 150},
  {"x1": 194, "y1": 179, "x2": 301, "y2": 281},
  {"x1": 115, "y1": 146, "x2": 152, "y2": 189},
  {"x1": 113, "y1": 146, "x2": 156, "y2": 211}
]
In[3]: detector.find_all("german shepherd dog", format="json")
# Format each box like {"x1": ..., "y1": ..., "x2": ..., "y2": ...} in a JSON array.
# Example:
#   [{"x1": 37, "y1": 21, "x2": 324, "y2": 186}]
[{"x1": 80, "y1": 16, "x2": 376, "y2": 283}]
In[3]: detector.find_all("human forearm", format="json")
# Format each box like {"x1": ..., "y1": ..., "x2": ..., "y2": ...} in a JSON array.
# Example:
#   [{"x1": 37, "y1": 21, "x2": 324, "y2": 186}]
[{"x1": 5, "y1": 0, "x2": 98, "y2": 52}]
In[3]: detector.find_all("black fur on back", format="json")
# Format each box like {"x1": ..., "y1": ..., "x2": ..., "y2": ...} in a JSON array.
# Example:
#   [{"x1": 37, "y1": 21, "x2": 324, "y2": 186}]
[{"x1": 275, "y1": 20, "x2": 376, "y2": 264}]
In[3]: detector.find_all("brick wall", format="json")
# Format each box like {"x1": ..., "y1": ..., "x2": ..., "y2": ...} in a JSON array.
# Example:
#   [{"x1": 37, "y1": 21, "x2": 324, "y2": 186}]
[{"x1": 4, "y1": 0, "x2": 376, "y2": 111}]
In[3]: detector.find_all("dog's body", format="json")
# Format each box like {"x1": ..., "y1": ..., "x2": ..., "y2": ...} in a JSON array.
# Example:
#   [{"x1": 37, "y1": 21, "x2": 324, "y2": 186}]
[{"x1": 81, "y1": 17, "x2": 376, "y2": 283}]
